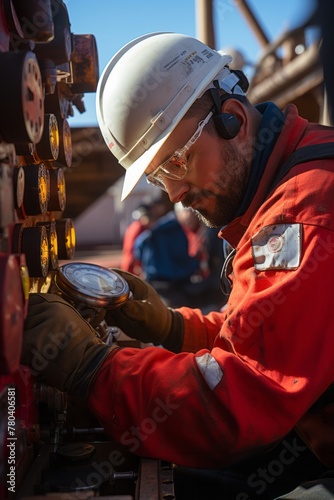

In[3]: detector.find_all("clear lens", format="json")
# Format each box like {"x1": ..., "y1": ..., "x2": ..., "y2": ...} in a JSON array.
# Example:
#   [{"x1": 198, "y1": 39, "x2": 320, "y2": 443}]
[
  {"x1": 147, "y1": 153, "x2": 187, "y2": 189},
  {"x1": 146, "y1": 110, "x2": 213, "y2": 191},
  {"x1": 160, "y1": 155, "x2": 187, "y2": 179},
  {"x1": 146, "y1": 174, "x2": 167, "y2": 191}
]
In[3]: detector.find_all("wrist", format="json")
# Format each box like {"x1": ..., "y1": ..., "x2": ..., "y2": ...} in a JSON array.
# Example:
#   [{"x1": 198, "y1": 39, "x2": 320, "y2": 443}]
[
  {"x1": 162, "y1": 309, "x2": 184, "y2": 353},
  {"x1": 71, "y1": 344, "x2": 119, "y2": 398}
]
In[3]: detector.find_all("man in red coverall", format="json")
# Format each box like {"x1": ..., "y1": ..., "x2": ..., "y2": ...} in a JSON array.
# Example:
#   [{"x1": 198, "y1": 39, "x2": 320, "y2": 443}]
[{"x1": 22, "y1": 33, "x2": 334, "y2": 499}]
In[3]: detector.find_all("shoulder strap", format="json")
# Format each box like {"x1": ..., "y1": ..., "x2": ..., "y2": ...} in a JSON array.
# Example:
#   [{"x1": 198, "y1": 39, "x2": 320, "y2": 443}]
[{"x1": 270, "y1": 142, "x2": 334, "y2": 192}]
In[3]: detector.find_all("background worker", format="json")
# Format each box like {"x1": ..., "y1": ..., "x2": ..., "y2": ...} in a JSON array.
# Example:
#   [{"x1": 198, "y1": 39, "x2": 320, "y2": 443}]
[
  {"x1": 174, "y1": 202, "x2": 224, "y2": 311},
  {"x1": 133, "y1": 199, "x2": 201, "y2": 307},
  {"x1": 120, "y1": 192, "x2": 173, "y2": 275},
  {"x1": 22, "y1": 32, "x2": 334, "y2": 499},
  {"x1": 120, "y1": 201, "x2": 152, "y2": 275}
]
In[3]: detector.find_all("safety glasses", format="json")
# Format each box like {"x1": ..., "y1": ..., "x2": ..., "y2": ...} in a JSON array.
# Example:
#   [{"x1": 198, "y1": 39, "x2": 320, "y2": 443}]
[{"x1": 146, "y1": 110, "x2": 213, "y2": 191}]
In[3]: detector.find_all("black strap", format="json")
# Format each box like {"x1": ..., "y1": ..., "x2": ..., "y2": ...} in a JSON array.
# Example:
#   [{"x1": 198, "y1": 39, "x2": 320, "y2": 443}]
[
  {"x1": 220, "y1": 248, "x2": 236, "y2": 296},
  {"x1": 270, "y1": 142, "x2": 334, "y2": 192}
]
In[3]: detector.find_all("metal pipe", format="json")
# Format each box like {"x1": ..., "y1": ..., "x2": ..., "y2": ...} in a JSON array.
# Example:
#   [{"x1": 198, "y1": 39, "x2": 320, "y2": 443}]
[
  {"x1": 234, "y1": 0, "x2": 270, "y2": 48},
  {"x1": 247, "y1": 42, "x2": 322, "y2": 104},
  {"x1": 196, "y1": 0, "x2": 216, "y2": 48},
  {"x1": 254, "y1": 27, "x2": 305, "y2": 67}
]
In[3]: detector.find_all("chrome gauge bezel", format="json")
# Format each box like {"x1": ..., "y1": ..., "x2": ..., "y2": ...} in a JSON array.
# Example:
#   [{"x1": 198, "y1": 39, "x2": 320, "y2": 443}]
[{"x1": 55, "y1": 262, "x2": 130, "y2": 309}]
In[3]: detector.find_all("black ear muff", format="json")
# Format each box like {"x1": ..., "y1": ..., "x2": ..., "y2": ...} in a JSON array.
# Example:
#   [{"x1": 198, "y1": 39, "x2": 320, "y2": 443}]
[{"x1": 213, "y1": 113, "x2": 241, "y2": 140}]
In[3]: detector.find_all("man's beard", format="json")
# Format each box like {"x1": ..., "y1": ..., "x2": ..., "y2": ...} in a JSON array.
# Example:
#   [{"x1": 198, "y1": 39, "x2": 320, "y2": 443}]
[
  {"x1": 195, "y1": 192, "x2": 243, "y2": 228},
  {"x1": 183, "y1": 141, "x2": 250, "y2": 228}
]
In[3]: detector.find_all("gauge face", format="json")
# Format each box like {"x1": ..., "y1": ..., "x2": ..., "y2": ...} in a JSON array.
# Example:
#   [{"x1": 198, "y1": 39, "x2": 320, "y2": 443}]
[
  {"x1": 21, "y1": 225, "x2": 50, "y2": 278},
  {"x1": 23, "y1": 53, "x2": 44, "y2": 143},
  {"x1": 49, "y1": 114, "x2": 59, "y2": 160},
  {"x1": 57, "y1": 168, "x2": 66, "y2": 211},
  {"x1": 62, "y1": 118, "x2": 72, "y2": 167},
  {"x1": 56, "y1": 262, "x2": 130, "y2": 308},
  {"x1": 39, "y1": 172, "x2": 48, "y2": 204},
  {"x1": 40, "y1": 227, "x2": 50, "y2": 277},
  {"x1": 38, "y1": 163, "x2": 49, "y2": 213},
  {"x1": 55, "y1": 218, "x2": 75, "y2": 260},
  {"x1": 49, "y1": 224, "x2": 58, "y2": 270}
]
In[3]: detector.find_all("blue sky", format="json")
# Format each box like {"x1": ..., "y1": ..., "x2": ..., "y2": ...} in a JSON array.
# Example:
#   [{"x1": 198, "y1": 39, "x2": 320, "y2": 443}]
[{"x1": 64, "y1": 0, "x2": 315, "y2": 127}]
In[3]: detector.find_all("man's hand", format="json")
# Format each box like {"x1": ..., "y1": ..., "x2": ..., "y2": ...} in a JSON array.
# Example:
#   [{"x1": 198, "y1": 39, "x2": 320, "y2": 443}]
[
  {"x1": 106, "y1": 269, "x2": 184, "y2": 352},
  {"x1": 22, "y1": 293, "x2": 114, "y2": 397}
]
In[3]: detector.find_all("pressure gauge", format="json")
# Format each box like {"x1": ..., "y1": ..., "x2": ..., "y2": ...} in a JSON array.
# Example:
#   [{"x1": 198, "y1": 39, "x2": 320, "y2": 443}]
[
  {"x1": 39, "y1": 166, "x2": 49, "y2": 209},
  {"x1": 48, "y1": 168, "x2": 66, "y2": 212},
  {"x1": 57, "y1": 117, "x2": 72, "y2": 167},
  {"x1": 0, "y1": 50, "x2": 44, "y2": 144},
  {"x1": 21, "y1": 225, "x2": 50, "y2": 277},
  {"x1": 49, "y1": 114, "x2": 60, "y2": 159},
  {"x1": 22, "y1": 163, "x2": 50, "y2": 215},
  {"x1": 55, "y1": 218, "x2": 75, "y2": 260},
  {"x1": 37, "y1": 221, "x2": 58, "y2": 270},
  {"x1": 48, "y1": 223, "x2": 58, "y2": 270},
  {"x1": 13, "y1": 166, "x2": 25, "y2": 209},
  {"x1": 55, "y1": 262, "x2": 130, "y2": 309},
  {"x1": 35, "y1": 113, "x2": 59, "y2": 161}
]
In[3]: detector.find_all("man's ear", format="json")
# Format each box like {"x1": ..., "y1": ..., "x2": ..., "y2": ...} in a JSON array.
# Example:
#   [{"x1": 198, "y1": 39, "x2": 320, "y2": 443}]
[
  {"x1": 213, "y1": 112, "x2": 241, "y2": 140},
  {"x1": 209, "y1": 88, "x2": 242, "y2": 140},
  {"x1": 219, "y1": 97, "x2": 252, "y2": 142}
]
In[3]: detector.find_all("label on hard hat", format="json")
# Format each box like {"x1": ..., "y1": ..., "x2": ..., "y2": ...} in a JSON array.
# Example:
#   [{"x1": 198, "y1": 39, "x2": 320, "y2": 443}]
[{"x1": 164, "y1": 47, "x2": 216, "y2": 77}]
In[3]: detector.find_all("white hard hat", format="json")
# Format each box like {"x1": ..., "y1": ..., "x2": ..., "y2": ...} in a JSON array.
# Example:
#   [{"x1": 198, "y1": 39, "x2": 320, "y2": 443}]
[{"x1": 96, "y1": 32, "x2": 240, "y2": 201}]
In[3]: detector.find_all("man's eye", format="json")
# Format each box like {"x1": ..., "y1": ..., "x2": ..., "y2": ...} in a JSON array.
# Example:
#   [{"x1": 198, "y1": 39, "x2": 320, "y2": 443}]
[{"x1": 169, "y1": 154, "x2": 186, "y2": 168}]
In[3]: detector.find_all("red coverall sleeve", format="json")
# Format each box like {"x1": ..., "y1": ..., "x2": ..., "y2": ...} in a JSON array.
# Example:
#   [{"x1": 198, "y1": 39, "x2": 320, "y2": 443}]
[
  {"x1": 88, "y1": 224, "x2": 334, "y2": 469},
  {"x1": 88, "y1": 345, "x2": 281, "y2": 468},
  {"x1": 176, "y1": 307, "x2": 227, "y2": 353}
]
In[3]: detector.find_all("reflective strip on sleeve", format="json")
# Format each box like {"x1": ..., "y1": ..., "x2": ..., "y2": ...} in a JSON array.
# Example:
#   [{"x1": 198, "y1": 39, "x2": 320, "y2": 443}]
[{"x1": 195, "y1": 353, "x2": 223, "y2": 390}]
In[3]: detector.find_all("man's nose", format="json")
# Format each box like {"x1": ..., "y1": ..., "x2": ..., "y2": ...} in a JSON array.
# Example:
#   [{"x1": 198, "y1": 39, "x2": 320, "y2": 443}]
[{"x1": 162, "y1": 177, "x2": 190, "y2": 204}]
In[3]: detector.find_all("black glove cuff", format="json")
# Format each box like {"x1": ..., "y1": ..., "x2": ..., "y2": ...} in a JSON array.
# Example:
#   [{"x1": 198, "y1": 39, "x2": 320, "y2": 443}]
[
  {"x1": 72, "y1": 345, "x2": 118, "y2": 398},
  {"x1": 162, "y1": 309, "x2": 184, "y2": 353}
]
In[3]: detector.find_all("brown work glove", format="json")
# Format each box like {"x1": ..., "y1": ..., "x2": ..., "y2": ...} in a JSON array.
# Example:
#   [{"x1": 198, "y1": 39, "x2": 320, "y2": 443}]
[
  {"x1": 106, "y1": 269, "x2": 184, "y2": 353},
  {"x1": 22, "y1": 293, "x2": 115, "y2": 397}
]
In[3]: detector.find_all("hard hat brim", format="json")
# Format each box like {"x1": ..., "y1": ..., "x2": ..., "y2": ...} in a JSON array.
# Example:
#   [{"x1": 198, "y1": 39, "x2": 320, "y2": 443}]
[{"x1": 121, "y1": 132, "x2": 170, "y2": 201}]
